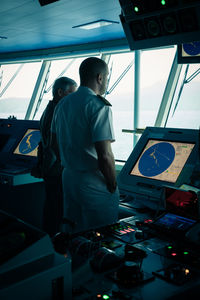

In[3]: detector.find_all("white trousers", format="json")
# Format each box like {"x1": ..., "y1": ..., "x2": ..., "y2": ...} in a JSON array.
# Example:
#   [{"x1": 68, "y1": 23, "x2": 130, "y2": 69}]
[{"x1": 62, "y1": 167, "x2": 119, "y2": 234}]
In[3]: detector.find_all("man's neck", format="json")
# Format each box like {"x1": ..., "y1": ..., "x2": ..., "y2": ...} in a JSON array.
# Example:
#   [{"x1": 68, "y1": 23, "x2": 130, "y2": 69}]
[{"x1": 80, "y1": 82, "x2": 99, "y2": 95}]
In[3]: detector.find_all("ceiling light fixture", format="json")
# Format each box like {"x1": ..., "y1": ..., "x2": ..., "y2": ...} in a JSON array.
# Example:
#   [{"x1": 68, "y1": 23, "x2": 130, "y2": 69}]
[{"x1": 72, "y1": 19, "x2": 119, "y2": 30}]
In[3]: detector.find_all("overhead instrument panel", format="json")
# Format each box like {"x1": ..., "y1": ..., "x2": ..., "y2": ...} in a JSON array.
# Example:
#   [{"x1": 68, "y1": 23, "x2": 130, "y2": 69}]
[{"x1": 119, "y1": 0, "x2": 200, "y2": 50}]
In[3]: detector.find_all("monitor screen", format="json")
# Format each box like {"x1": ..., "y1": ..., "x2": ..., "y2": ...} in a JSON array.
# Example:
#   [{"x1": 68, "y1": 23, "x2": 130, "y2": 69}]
[
  {"x1": 152, "y1": 212, "x2": 196, "y2": 233},
  {"x1": 130, "y1": 139, "x2": 195, "y2": 183},
  {"x1": 118, "y1": 127, "x2": 198, "y2": 210},
  {"x1": 13, "y1": 129, "x2": 41, "y2": 157}
]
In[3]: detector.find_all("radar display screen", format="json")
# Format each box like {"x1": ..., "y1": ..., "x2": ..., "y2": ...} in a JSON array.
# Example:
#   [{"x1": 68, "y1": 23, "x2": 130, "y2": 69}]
[
  {"x1": 130, "y1": 139, "x2": 195, "y2": 183},
  {"x1": 13, "y1": 129, "x2": 41, "y2": 157}
]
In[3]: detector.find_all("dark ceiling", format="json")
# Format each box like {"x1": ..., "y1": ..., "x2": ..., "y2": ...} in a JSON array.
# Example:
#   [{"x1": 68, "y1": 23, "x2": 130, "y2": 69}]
[{"x1": 0, "y1": 0, "x2": 127, "y2": 60}]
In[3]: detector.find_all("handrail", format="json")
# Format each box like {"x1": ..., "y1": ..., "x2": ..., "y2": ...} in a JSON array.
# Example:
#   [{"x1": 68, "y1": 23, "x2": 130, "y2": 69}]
[{"x1": 122, "y1": 128, "x2": 145, "y2": 134}]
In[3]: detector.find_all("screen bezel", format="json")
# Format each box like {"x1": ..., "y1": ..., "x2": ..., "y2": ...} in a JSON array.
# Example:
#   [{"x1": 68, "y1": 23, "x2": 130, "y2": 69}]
[
  {"x1": 177, "y1": 43, "x2": 200, "y2": 64},
  {"x1": 118, "y1": 127, "x2": 198, "y2": 206}
]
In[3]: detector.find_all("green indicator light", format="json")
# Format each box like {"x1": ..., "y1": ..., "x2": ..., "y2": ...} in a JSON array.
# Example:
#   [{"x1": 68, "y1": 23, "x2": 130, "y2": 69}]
[
  {"x1": 20, "y1": 232, "x2": 26, "y2": 239},
  {"x1": 102, "y1": 295, "x2": 110, "y2": 300},
  {"x1": 184, "y1": 251, "x2": 189, "y2": 255},
  {"x1": 168, "y1": 246, "x2": 172, "y2": 249},
  {"x1": 161, "y1": 0, "x2": 166, "y2": 5},
  {"x1": 134, "y1": 6, "x2": 139, "y2": 12}
]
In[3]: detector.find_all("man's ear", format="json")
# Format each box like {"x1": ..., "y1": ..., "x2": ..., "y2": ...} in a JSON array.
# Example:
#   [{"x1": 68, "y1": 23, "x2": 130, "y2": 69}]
[
  {"x1": 57, "y1": 88, "x2": 63, "y2": 97},
  {"x1": 97, "y1": 73, "x2": 102, "y2": 84}
]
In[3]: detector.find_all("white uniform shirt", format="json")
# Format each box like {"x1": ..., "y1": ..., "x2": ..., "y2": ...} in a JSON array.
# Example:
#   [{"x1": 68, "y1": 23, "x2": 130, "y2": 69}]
[{"x1": 51, "y1": 86, "x2": 115, "y2": 171}]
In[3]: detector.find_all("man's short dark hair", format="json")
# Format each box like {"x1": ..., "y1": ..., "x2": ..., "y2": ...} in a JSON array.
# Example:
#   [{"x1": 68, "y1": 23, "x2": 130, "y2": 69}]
[
  {"x1": 79, "y1": 57, "x2": 107, "y2": 85},
  {"x1": 52, "y1": 76, "x2": 77, "y2": 97}
]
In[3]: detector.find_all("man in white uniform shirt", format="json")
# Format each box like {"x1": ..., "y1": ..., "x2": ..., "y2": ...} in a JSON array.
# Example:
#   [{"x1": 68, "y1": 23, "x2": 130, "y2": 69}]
[{"x1": 51, "y1": 57, "x2": 119, "y2": 234}]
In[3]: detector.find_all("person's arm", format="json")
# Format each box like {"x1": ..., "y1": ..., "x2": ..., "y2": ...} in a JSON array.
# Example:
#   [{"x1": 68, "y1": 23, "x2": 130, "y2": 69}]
[
  {"x1": 50, "y1": 108, "x2": 60, "y2": 160},
  {"x1": 50, "y1": 132, "x2": 60, "y2": 159},
  {"x1": 95, "y1": 140, "x2": 117, "y2": 193}
]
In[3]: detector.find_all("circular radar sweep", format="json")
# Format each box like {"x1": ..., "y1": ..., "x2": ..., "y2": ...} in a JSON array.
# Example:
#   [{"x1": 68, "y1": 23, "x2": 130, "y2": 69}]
[
  {"x1": 138, "y1": 142, "x2": 175, "y2": 177},
  {"x1": 19, "y1": 131, "x2": 41, "y2": 154}
]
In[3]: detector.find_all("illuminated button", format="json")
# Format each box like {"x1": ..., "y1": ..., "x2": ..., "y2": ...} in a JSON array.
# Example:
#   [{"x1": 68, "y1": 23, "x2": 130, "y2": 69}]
[
  {"x1": 144, "y1": 219, "x2": 153, "y2": 223},
  {"x1": 102, "y1": 295, "x2": 110, "y2": 300},
  {"x1": 185, "y1": 268, "x2": 190, "y2": 275},
  {"x1": 120, "y1": 230, "x2": 127, "y2": 234},
  {"x1": 171, "y1": 252, "x2": 177, "y2": 256},
  {"x1": 134, "y1": 6, "x2": 139, "y2": 13},
  {"x1": 183, "y1": 251, "x2": 189, "y2": 255},
  {"x1": 167, "y1": 246, "x2": 173, "y2": 250},
  {"x1": 161, "y1": 0, "x2": 166, "y2": 5}
]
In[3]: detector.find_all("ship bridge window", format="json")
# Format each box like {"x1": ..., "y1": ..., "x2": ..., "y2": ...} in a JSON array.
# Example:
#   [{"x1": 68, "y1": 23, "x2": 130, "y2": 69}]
[
  {"x1": 105, "y1": 52, "x2": 134, "y2": 162},
  {"x1": 0, "y1": 62, "x2": 42, "y2": 120},
  {"x1": 107, "y1": 48, "x2": 176, "y2": 161},
  {"x1": 1, "y1": 46, "x2": 199, "y2": 163},
  {"x1": 34, "y1": 56, "x2": 100, "y2": 120},
  {"x1": 139, "y1": 47, "x2": 176, "y2": 129},
  {"x1": 166, "y1": 63, "x2": 200, "y2": 129},
  {"x1": 33, "y1": 53, "x2": 134, "y2": 162}
]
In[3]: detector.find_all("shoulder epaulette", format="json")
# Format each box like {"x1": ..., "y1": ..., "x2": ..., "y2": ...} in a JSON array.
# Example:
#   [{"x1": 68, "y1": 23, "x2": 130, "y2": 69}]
[{"x1": 97, "y1": 95, "x2": 112, "y2": 106}]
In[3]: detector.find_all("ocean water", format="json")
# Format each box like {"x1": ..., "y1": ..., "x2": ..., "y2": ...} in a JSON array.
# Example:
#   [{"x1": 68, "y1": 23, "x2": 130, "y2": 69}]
[
  {"x1": 0, "y1": 110, "x2": 199, "y2": 161},
  {"x1": 112, "y1": 110, "x2": 200, "y2": 161}
]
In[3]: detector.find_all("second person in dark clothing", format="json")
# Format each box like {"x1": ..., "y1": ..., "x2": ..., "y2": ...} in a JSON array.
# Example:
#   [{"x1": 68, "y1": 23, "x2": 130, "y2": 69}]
[{"x1": 40, "y1": 76, "x2": 77, "y2": 236}]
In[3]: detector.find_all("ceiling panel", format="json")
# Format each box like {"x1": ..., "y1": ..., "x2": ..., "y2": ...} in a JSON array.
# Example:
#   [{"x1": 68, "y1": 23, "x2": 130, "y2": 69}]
[{"x1": 0, "y1": 0, "x2": 126, "y2": 57}]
